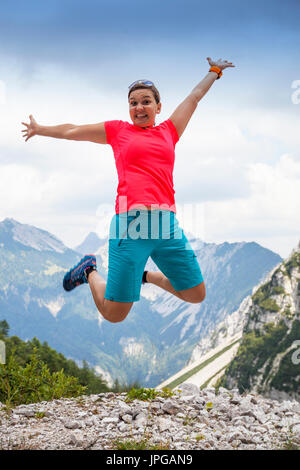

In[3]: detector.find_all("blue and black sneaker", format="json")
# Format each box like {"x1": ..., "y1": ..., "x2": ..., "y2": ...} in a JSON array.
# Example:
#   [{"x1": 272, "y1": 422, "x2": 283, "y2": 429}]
[{"x1": 63, "y1": 255, "x2": 97, "y2": 292}]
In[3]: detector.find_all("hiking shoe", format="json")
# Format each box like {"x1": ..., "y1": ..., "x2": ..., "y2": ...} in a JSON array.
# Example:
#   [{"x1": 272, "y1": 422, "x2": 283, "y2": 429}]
[{"x1": 63, "y1": 255, "x2": 97, "y2": 292}]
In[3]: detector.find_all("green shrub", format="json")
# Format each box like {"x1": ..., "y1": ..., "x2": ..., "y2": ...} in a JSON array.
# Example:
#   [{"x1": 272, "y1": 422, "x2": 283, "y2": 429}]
[
  {"x1": 0, "y1": 321, "x2": 109, "y2": 395},
  {"x1": 0, "y1": 320, "x2": 9, "y2": 340},
  {"x1": 259, "y1": 298, "x2": 280, "y2": 312},
  {"x1": 219, "y1": 321, "x2": 288, "y2": 392},
  {"x1": 113, "y1": 438, "x2": 170, "y2": 450},
  {"x1": 268, "y1": 319, "x2": 300, "y2": 393},
  {"x1": 125, "y1": 387, "x2": 175, "y2": 402},
  {"x1": 252, "y1": 283, "x2": 280, "y2": 311},
  {"x1": 0, "y1": 348, "x2": 86, "y2": 407},
  {"x1": 272, "y1": 286, "x2": 285, "y2": 295},
  {"x1": 284, "y1": 252, "x2": 300, "y2": 277},
  {"x1": 111, "y1": 378, "x2": 141, "y2": 393},
  {"x1": 283, "y1": 308, "x2": 293, "y2": 319},
  {"x1": 220, "y1": 320, "x2": 300, "y2": 395},
  {"x1": 252, "y1": 286, "x2": 267, "y2": 305}
]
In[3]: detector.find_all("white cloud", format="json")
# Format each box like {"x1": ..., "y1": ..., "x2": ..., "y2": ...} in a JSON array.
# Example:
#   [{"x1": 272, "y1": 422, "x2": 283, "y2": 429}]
[
  {"x1": 248, "y1": 154, "x2": 300, "y2": 219},
  {"x1": 1, "y1": 62, "x2": 299, "y2": 258},
  {"x1": 201, "y1": 154, "x2": 300, "y2": 257},
  {"x1": 0, "y1": 80, "x2": 6, "y2": 105},
  {"x1": 172, "y1": 106, "x2": 300, "y2": 244},
  {"x1": 0, "y1": 164, "x2": 43, "y2": 211}
]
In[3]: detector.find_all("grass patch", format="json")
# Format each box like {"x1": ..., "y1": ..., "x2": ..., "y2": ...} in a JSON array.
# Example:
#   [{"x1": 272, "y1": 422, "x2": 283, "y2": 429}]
[
  {"x1": 200, "y1": 365, "x2": 227, "y2": 390},
  {"x1": 279, "y1": 436, "x2": 300, "y2": 450},
  {"x1": 272, "y1": 286, "x2": 285, "y2": 295},
  {"x1": 252, "y1": 281, "x2": 282, "y2": 312},
  {"x1": 182, "y1": 414, "x2": 197, "y2": 426},
  {"x1": 259, "y1": 298, "x2": 280, "y2": 312},
  {"x1": 125, "y1": 387, "x2": 175, "y2": 402},
  {"x1": 113, "y1": 438, "x2": 170, "y2": 450},
  {"x1": 284, "y1": 252, "x2": 300, "y2": 277},
  {"x1": 164, "y1": 339, "x2": 241, "y2": 390}
]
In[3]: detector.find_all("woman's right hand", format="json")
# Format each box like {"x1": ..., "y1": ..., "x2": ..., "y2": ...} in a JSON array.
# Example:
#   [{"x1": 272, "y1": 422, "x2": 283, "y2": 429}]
[{"x1": 21, "y1": 114, "x2": 39, "y2": 142}]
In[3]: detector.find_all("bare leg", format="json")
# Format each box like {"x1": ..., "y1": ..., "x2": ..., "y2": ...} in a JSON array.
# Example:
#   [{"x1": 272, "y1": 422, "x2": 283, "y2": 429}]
[
  {"x1": 87, "y1": 271, "x2": 133, "y2": 323},
  {"x1": 146, "y1": 271, "x2": 206, "y2": 304},
  {"x1": 146, "y1": 271, "x2": 185, "y2": 300}
]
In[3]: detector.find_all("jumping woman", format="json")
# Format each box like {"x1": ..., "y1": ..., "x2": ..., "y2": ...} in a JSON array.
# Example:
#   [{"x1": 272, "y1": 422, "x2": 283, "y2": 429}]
[{"x1": 22, "y1": 57, "x2": 235, "y2": 324}]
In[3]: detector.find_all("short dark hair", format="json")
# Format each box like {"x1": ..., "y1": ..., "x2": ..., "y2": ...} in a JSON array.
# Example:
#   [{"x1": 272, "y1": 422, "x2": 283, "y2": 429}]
[{"x1": 128, "y1": 84, "x2": 161, "y2": 104}]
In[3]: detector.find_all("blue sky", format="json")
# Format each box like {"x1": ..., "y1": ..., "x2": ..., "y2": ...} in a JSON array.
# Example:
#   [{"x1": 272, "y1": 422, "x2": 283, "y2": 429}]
[
  {"x1": 1, "y1": 0, "x2": 299, "y2": 92},
  {"x1": 0, "y1": 0, "x2": 299, "y2": 257}
]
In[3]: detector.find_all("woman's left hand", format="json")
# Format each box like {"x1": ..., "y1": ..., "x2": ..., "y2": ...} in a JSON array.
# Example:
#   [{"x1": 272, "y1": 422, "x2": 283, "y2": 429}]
[{"x1": 206, "y1": 57, "x2": 235, "y2": 70}]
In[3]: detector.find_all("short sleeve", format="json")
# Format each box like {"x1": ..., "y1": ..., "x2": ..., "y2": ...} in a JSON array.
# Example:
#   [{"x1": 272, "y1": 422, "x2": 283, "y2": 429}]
[
  {"x1": 104, "y1": 120, "x2": 125, "y2": 145},
  {"x1": 164, "y1": 119, "x2": 180, "y2": 146}
]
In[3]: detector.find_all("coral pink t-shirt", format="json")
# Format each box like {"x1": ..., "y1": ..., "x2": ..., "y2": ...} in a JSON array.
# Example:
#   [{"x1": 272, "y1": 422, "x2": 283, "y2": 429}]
[{"x1": 104, "y1": 119, "x2": 179, "y2": 214}]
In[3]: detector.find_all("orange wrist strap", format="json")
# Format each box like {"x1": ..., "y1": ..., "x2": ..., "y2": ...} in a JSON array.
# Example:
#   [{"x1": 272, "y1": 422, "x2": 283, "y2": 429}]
[{"x1": 209, "y1": 66, "x2": 223, "y2": 79}]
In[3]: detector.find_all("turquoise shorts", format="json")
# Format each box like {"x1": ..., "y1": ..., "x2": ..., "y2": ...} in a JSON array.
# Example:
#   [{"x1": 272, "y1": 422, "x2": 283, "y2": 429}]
[{"x1": 104, "y1": 209, "x2": 204, "y2": 303}]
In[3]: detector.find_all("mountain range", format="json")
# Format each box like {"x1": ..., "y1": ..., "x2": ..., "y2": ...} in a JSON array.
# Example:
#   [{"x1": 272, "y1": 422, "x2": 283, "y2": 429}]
[
  {"x1": 161, "y1": 241, "x2": 299, "y2": 403},
  {"x1": 0, "y1": 217, "x2": 282, "y2": 387},
  {"x1": 218, "y1": 241, "x2": 300, "y2": 401}
]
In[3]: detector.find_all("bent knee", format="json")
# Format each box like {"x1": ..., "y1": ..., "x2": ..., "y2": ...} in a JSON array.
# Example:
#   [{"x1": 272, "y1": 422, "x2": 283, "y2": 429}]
[
  {"x1": 192, "y1": 292, "x2": 205, "y2": 303},
  {"x1": 99, "y1": 310, "x2": 129, "y2": 323},
  {"x1": 102, "y1": 299, "x2": 133, "y2": 323},
  {"x1": 179, "y1": 282, "x2": 206, "y2": 304},
  {"x1": 185, "y1": 294, "x2": 205, "y2": 304},
  {"x1": 195, "y1": 283, "x2": 206, "y2": 303},
  {"x1": 108, "y1": 314, "x2": 128, "y2": 323}
]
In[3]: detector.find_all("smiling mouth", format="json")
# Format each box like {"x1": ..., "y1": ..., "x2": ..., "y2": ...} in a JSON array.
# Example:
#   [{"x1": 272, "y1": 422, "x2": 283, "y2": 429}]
[{"x1": 136, "y1": 114, "x2": 148, "y2": 119}]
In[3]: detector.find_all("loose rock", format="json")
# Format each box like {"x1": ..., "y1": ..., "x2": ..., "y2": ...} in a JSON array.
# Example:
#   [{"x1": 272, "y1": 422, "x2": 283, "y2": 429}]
[{"x1": 0, "y1": 389, "x2": 299, "y2": 450}]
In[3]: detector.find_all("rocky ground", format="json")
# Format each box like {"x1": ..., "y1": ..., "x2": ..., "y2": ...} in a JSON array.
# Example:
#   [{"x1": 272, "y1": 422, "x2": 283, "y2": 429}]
[{"x1": 0, "y1": 384, "x2": 300, "y2": 450}]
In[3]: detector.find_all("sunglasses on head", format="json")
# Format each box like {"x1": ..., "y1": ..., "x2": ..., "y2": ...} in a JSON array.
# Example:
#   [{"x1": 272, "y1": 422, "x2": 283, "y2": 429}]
[{"x1": 128, "y1": 79, "x2": 155, "y2": 90}]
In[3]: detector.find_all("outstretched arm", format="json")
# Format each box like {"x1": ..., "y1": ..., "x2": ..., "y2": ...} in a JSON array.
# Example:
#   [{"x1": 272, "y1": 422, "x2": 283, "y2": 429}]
[
  {"x1": 169, "y1": 57, "x2": 235, "y2": 138},
  {"x1": 21, "y1": 115, "x2": 107, "y2": 144}
]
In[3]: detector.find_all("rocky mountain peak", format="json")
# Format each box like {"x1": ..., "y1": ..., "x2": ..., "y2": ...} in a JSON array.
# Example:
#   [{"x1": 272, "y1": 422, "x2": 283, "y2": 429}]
[
  {"x1": 219, "y1": 240, "x2": 300, "y2": 401},
  {"x1": 0, "y1": 218, "x2": 67, "y2": 253},
  {"x1": 75, "y1": 231, "x2": 107, "y2": 255}
]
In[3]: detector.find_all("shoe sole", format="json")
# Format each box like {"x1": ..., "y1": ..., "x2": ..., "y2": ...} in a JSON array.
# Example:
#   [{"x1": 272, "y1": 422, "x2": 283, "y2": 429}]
[{"x1": 63, "y1": 255, "x2": 96, "y2": 292}]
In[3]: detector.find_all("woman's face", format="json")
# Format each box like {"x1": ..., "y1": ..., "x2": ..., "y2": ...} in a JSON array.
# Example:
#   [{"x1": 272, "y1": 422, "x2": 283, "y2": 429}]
[{"x1": 128, "y1": 89, "x2": 161, "y2": 127}]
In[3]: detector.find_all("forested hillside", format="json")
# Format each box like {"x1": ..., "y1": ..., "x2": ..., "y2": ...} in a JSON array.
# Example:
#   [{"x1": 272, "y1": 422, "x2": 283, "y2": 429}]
[{"x1": 218, "y1": 243, "x2": 300, "y2": 401}]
